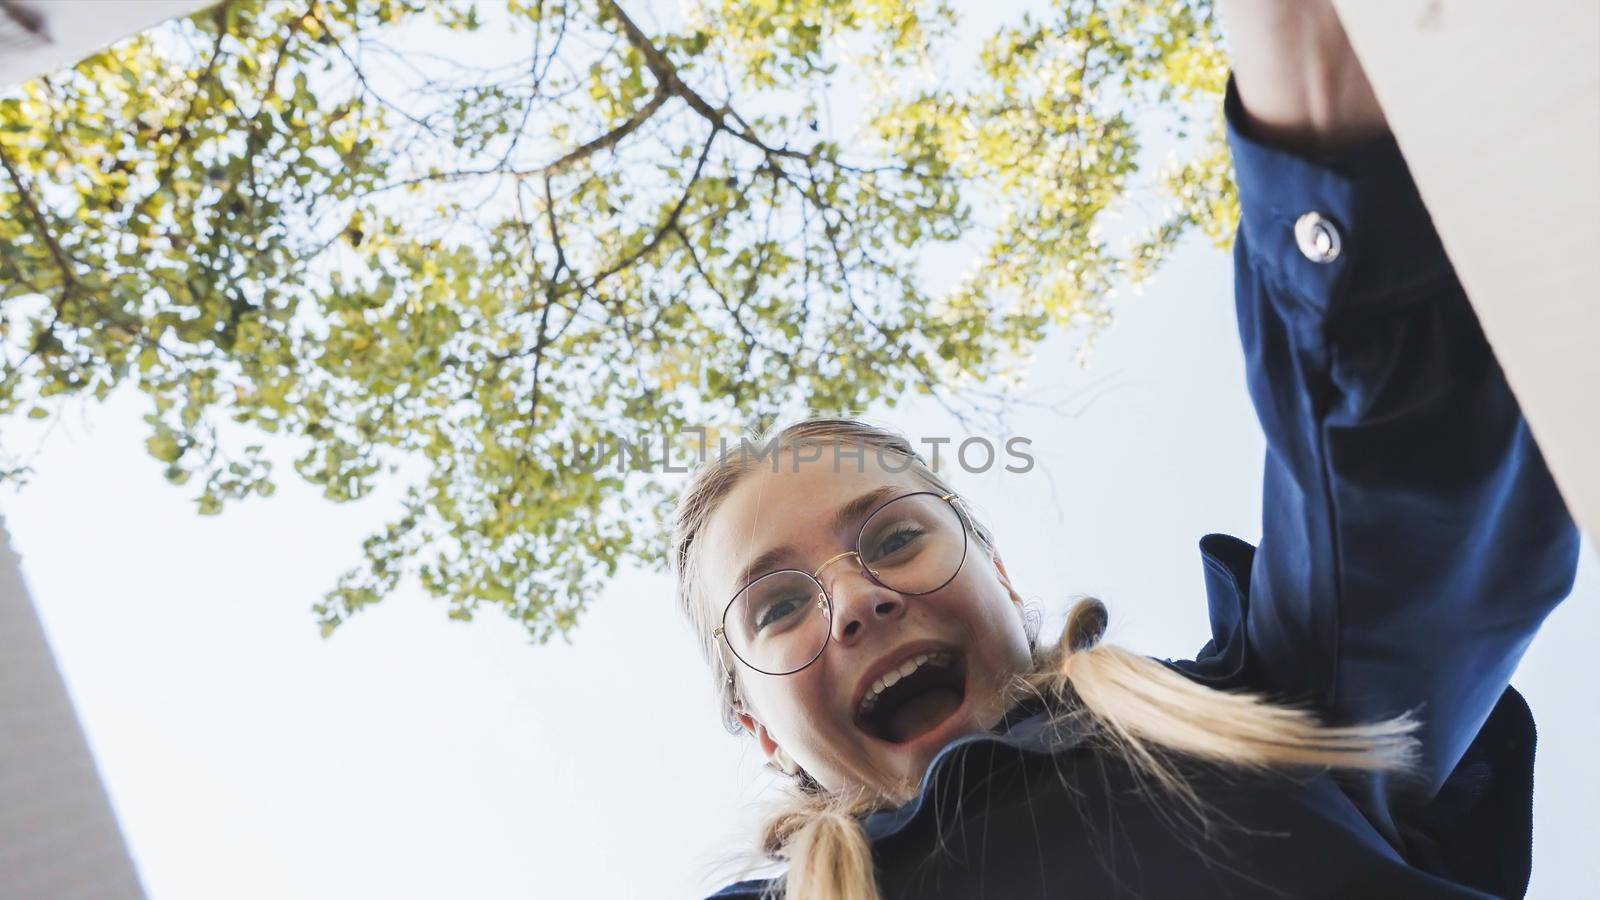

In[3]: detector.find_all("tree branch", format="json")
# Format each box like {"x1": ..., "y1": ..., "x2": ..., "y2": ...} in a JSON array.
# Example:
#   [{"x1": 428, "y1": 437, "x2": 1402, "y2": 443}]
[
  {"x1": 671, "y1": 224, "x2": 761, "y2": 360},
  {"x1": 569, "y1": 123, "x2": 719, "y2": 297},
  {"x1": 599, "y1": 0, "x2": 811, "y2": 164},
  {"x1": 360, "y1": 81, "x2": 671, "y2": 196},
  {"x1": 133, "y1": 2, "x2": 233, "y2": 223},
  {"x1": 0, "y1": 142, "x2": 80, "y2": 296}
]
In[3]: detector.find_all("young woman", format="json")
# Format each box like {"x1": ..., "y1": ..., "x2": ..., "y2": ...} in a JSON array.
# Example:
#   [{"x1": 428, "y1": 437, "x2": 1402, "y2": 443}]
[{"x1": 672, "y1": 2, "x2": 1582, "y2": 897}]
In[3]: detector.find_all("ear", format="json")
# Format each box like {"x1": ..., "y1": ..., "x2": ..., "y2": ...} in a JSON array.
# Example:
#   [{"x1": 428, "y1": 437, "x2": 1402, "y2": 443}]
[
  {"x1": 734, "y1": 709, "x2": 788, "y2": 771},
  {"x1": 990, "y1": 551, "x2": 1025, "y2": 607}
]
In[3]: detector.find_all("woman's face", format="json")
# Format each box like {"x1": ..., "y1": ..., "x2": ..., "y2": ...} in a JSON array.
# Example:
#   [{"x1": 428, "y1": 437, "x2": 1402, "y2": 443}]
[{"x1": 698, "y1": 447, "x2": 1034, "y2": 796}]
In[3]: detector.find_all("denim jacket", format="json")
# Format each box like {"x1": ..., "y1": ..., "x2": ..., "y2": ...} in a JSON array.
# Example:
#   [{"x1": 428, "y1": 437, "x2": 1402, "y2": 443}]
[{"x1": 708, "y1": 78, "x2": 1581, "y2": 900}]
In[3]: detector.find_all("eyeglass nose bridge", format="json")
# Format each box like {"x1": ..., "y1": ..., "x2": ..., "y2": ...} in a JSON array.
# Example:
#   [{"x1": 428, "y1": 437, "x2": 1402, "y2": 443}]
[{"x1": 810, "y1": 549, "x2": 880, "y2": 592}]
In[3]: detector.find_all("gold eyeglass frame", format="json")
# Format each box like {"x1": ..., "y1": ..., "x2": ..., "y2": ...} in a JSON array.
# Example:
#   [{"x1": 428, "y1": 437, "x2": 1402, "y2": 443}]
[{"x1": 712, "y1": 490, "x2": 971, "y2": 679}]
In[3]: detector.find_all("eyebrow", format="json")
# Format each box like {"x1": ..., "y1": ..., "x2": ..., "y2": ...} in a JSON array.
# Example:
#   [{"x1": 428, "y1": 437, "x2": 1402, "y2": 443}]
[{"x1": 736, "y1": 485, "x2": 904, "y2": 586}]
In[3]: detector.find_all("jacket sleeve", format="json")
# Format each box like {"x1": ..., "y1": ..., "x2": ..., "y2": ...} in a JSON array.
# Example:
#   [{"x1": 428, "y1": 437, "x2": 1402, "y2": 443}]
[{"x1": 1224, "y1": 76, "x2": 1582, "y2": 799}]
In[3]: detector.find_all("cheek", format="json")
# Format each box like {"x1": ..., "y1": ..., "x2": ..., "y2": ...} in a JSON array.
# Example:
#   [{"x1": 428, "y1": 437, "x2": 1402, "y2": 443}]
[
  {"x1": 947, "y1": 570, "x2": 1029, "y2": 660},
  {"x1": 945, "y1": 567, "x2": 1012, "y2": 624},
  {"x1": 755, "y1": 671, "x2": 843, "y2": 740}
]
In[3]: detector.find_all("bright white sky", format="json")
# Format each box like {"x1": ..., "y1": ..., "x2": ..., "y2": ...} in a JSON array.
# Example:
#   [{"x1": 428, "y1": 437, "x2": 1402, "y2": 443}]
[{"x1": 3, "y1": 3, "x2": 1597, "y2": 898}]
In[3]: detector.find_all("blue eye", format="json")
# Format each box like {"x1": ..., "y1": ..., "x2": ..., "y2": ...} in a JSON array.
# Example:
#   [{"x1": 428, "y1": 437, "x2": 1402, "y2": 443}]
[
  {"x1": 758, "y1": 599, "x2": 796, "y2": 630},
  {"x1": 869, "y1": 525, "x2": 924, "y2": 561},
  {"x1": 756, "y1": 592, "x2": 813, "y2": 631}
]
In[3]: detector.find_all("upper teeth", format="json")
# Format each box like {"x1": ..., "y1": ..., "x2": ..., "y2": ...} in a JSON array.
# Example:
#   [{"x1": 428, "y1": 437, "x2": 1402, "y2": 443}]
[{"x1": 858, "y1": 651, "x2": 955, "y2": 719}]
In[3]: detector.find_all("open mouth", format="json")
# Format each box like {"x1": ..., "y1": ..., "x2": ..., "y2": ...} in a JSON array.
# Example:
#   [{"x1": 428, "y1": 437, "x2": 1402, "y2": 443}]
[{"x1": 854, "y1": 651, "x2": 969, "y2": 745}]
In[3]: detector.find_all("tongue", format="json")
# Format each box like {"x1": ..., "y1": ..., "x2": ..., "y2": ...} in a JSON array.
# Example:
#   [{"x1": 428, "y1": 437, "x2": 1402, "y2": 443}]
[{"x1": 885, "y1": 687, "x2": 962, "y2": 744}]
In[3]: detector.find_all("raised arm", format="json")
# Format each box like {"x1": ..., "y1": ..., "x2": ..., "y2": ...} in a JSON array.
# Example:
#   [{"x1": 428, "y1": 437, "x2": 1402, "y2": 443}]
[
  {"x1": 1219, "y1": 0, "x2": 1387, "y2": 156},
  {"x1": 1213, "y1": 0, "x2": 1582, "y2": 808}
]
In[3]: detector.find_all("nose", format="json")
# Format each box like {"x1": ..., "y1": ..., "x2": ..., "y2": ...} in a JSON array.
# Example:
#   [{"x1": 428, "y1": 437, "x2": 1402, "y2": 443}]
[{"x1": 817, "y1": 552, "x2": 906, "y2": 644}]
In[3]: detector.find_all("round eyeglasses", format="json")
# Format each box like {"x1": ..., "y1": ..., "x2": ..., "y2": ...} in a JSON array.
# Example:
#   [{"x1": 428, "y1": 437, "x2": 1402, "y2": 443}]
[{"x1": 712, "y1": 490, "x2": 971, "y2": 677}]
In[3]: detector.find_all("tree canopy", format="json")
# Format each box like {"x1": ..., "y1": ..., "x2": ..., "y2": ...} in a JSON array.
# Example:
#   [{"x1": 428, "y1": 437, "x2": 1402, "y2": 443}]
[{"x1": 0, "y1": 0, "x2": 1232, "y2": 642}]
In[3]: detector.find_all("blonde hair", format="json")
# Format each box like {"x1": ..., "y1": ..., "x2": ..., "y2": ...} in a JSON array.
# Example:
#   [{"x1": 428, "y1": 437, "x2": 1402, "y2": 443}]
[{"x1": 672, "y1": 417, "x2": 1417, "y2": 900}]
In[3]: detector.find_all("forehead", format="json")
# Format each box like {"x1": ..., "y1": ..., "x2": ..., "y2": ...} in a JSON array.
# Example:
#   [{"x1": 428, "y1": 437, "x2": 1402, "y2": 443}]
[{"x1": 697, "y1": 446, "x2": 926, "y2": 604}]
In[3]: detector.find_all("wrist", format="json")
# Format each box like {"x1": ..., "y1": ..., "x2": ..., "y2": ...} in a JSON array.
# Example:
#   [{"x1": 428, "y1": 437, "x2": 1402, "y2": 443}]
[{"x1": 1220, "y1": 0, "x2": 1389, "y2": 158}]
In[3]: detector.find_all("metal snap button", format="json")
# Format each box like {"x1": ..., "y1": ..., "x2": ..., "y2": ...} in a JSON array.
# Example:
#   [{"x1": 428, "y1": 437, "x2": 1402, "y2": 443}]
[{"x1": 1294, "y1": 211, "x2": 1342, "y2": 264}]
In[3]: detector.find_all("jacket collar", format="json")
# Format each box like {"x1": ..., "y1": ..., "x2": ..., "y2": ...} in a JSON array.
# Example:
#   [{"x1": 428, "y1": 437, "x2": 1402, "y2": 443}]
[{"x1": 860, "y1": 692, "x2": 1089, "y2": 843}]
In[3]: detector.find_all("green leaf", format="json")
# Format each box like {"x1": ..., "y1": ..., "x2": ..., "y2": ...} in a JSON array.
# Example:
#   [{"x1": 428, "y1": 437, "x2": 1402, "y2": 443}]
[{"x1": 0, "y1": 0, "x2": 1228, "y2": 648}]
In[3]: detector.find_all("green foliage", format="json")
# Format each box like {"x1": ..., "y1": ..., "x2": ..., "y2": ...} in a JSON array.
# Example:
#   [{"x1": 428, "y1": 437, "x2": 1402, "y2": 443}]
[{"x1": 0, "y1": 0, "x2": 1233, "y2": 642}]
